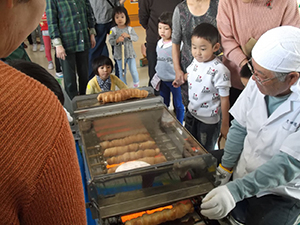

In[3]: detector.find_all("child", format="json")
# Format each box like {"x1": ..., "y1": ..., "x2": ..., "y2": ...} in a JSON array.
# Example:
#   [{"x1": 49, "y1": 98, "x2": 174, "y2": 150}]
[
  {"x1": 40, "y1": 12, "x2": 54, "y2": 70},
  {"x1": 7, "y1": 60, "x2": 73, "y2": 122},
  {"x1": 31, "y1": 25, "x2": 44, "y2": 52},
  {"x1": 184, "y1": 23, "x2": 231, "y2": 150},
  {"x1": 155, "y1": 12, "x2": 184, "y2": 124},
  {"x1": 86, "y1": 55, "x2": 128, "y2": 95},
  {"x1": 108, "y1": 6, "x2": 140, "y2": 87},
  {"x1": 40, "y1": 11, "x2": 63, "y2": 78}
]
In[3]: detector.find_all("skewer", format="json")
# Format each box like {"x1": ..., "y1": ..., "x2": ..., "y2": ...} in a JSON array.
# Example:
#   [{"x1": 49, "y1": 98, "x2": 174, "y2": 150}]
[{"x1": 121, "y1": 42, "x2": 125, "y2": 77}]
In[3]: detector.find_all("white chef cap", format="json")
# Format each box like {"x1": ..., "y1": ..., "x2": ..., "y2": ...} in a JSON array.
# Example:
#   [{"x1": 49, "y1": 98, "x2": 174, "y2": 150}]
[{"x1": 252, "y1": 26, "x2": 300, "y2": 73}]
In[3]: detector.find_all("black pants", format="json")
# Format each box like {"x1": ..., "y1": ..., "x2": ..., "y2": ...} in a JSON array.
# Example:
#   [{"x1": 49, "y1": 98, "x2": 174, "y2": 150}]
[
  {"x1": 185, "y1": 111, "x2": 220, "y2": 151},
  {"x1": 209, "y1": 150, "x2": 300, "y2": 225},
  {"x1": 232, "y1": 195, "x2": 300, "y2": 225},
  {"x1": 27, "y1": 34, "x2": 33, "y2": 45},
  {"x1": 229, "y1": 87, "x2": 243, "y2": 122},
  {"x1": 54, "y1": 50, "x2": 62, "y2": 73},
  {"x1": 60, "y1": 50, "x2": 89, "y2": 99}
]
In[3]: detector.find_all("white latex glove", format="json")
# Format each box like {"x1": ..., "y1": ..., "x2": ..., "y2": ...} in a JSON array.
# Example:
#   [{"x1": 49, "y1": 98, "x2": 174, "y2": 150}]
[
  {"x1": 215, "y1": 164, "x2": 233, "y2": 186},
  {"x1": 64, "y1": 107, "x2": 73, "y2": 123},
  {"x1": 201, "y1": 185, "x2": 236, "y2": 220}
]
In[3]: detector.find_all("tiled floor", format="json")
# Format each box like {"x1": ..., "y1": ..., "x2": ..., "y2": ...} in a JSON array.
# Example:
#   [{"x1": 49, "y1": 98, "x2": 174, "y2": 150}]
[{"x1": 25, "y1": 26, "x2": 149, "y2": 88}]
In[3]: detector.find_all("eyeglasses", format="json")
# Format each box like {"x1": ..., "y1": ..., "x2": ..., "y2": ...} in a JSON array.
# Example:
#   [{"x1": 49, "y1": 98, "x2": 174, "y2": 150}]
[{"x1": 247, "y1": 59, "x2": 279, "y2": 85}]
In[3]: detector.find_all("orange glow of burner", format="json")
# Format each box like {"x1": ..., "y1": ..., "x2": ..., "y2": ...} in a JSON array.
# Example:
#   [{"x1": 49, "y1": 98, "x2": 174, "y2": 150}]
[
  {"x1": 106, "y1": 162, "x2": 124, "y2": 169},
  {"x1": 121, "y1": 205, "x2": 173, "y2": 222}
]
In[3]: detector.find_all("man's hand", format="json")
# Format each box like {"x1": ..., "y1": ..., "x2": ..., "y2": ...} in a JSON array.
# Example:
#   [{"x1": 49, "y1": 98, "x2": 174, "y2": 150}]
[
  {"x1": 172, "y1": 69, "x2": 185, "y2": 88},
  {"x1": 56, "y1": 45, "x2": 67, "y2": 60},
  {"x1": 201, "y1": 185, "x2": 236, "y2": 220},
  {"x1": 90, "y1": 34, "x2": 96, "y2": 48}
]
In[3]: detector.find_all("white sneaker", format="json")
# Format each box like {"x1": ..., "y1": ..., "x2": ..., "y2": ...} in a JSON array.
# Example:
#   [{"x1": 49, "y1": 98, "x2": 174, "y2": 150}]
[
  {"x1": 32, "y1": 44, "x2": 37, "y2": 52},
  {"x1": 55, "y1": 72, "x2": 63, "y2": 78},
  {"x1": 39, "y1": 45, "x2": 45, "y2": 52},
  {"x1": 48, "y1": 62, "x2": 54, "y2": 70}
]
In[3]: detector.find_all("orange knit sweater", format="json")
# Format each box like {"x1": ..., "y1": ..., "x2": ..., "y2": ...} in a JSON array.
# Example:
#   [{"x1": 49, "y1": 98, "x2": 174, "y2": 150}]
[{"x1": 0, "y1": 61, "x2": 86, "y2": 224}]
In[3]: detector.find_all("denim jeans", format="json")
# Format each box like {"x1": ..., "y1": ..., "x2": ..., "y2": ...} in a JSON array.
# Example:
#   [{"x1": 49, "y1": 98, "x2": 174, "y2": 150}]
[
  {"x1": 160, "y1": 81, "x2": 184, "y2": 124},
  {"x1": 146, "y1": 42, "x2": 159, "y2": 95},
  {"x1": 116, "y1": 58, "x2": 139, "y2": 85},
  {"x1": 31, "y1": 25, "x2": 44, "y2": 45},
  {"x1": 60, "y1": 50, "x2": 89, "y2": 99},
  {"x1": 184, "y1": 110, "x2": 220, "y2": 151},
  {"x1": 88, "y1": 22, "x2": 110, "y2": 80}
]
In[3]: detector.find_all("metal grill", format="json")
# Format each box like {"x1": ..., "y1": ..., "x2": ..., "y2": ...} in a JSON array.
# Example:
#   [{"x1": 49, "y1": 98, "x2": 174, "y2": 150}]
[{"x1": 73, "y1": 92, "x2": 217, "y2": 223}]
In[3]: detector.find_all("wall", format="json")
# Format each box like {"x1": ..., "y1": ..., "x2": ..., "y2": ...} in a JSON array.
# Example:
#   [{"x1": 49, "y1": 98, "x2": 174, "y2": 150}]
[{"x1": 125, "y1": 0, "x2": 141, "y2": 27}]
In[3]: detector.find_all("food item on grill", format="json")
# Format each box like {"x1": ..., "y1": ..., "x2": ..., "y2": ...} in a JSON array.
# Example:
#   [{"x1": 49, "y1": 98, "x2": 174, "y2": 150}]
[
  {"x1": 97, "y1": 88, "x2": 148, "y2": 103},
  {"x1": 107, "y1": 166, "x2": 118, "y2": 174},
  {"x1": 138, "y1": 141, "x2": 157, "y2": 150},
  {"x1": 107, "y1": 155, "x2": 167, "y2": 174},
  {"x1": 138, "y1": 155, "x2": 167, "y2": 165},
  {"x1": 107, "y1": 148, "x2": 160, "y2": 165},
  {"x1": 115, "y1": 161, "x2": 151, "y2": 172},
  {"x1": 104, "y1": 143, "x2": 139, "y2": 157},
  {"x1": 100, "y1": 128, "x2": 148, "y2": 141},
  {"x1": 100, "y1": 133, "x2": 152, "y2": 149},
  {"x1": 125, "y1": 201, "x2": 194, "y2": 225},
  {"x1": 103, "y1": 141, "x2": 157, "y2": 157}
]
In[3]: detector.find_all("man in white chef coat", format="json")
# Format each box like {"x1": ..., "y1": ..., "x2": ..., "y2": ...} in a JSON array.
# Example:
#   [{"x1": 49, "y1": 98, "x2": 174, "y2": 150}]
[{"x1": 200, "y1": 26, "x2": 300, "y2": 225}]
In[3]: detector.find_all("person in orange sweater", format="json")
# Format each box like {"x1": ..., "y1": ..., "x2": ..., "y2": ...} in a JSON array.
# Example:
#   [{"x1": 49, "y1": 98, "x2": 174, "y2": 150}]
[
  {"x1": 216, "y1": 0, "x2": 300, "y2": 119},
  {"x1": 0, "y1": 1, "x2": 87, "y2": 224}
]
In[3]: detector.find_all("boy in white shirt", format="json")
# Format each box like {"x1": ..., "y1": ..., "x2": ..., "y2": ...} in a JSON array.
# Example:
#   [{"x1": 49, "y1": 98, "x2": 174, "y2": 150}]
[{"x1": 184, "y1": 23, "x2": 231, "y2": 150}]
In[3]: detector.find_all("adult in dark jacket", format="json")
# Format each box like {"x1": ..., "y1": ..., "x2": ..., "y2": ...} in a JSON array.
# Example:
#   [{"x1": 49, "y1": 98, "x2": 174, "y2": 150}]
[{"x1": 46, "y1": 0, "x2": 96, "y2": 99}]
